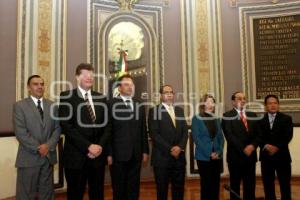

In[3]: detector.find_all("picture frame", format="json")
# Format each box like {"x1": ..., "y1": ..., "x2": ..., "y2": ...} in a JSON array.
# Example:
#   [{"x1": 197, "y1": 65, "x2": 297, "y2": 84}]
[{"x1": 54, "y1": 137, "x2": 64, "y2": 189}]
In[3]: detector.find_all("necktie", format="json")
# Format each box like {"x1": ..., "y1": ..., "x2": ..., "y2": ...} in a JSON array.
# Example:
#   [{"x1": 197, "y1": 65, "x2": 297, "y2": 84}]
[
  {"x1": 167, "y1": 106, "x2": 176, "y2": 127},
  {"x1": 240, "y1": 112, "x2": 248, "y2": 131},
  {"x1": 270, "y1": 114, "x2": 275, "y2": 129},
  {"x1": 37, "y1": 99, "x2": 43, "y2": 121},
  {"x1": 85, "y1": 93, "x2": 96, "y2": 123},
  {"x1": 125, "y1": 99, "x2": 133, "y2": 111}
]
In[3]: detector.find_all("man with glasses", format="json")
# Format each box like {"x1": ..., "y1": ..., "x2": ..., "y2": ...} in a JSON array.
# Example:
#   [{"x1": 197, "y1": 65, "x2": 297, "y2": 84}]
[
  {"x1": 148, "y1": 85, "x2": 188, "y2": 200},
  {"x1": 222, "y1": 92, "x2": 260, "y2": 200}
]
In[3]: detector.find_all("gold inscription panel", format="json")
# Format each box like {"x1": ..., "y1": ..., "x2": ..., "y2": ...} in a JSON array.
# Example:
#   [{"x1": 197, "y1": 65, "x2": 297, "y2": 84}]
[{"x1": 253, "y1": 15, "x2": 300, "y2": 100}]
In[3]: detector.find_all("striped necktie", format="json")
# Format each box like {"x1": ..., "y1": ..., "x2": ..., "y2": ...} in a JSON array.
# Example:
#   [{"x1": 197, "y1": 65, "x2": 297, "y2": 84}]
[{"x1": 85, "y1": 93, "x2": 96, "y2": 123}]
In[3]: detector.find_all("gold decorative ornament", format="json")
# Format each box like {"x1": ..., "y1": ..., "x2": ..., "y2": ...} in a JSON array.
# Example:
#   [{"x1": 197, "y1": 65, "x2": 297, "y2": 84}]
[{"x1": 116, "y1": 0, "x2": 139, "y2": 11}]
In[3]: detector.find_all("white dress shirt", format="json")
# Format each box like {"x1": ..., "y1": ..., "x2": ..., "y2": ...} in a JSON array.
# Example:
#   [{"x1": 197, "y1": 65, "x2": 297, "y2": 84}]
[
  {"x1": 268, "y1": 112, "x2": 277, "y2": 129},
  {"x1": 120, "y1": 95, "x2": 133, "y2": 110},
  {"x1": 234, "y1": 107, "x2": 246, "y2": 119},
  {"x1": 31, "y1": 96, "x2": 44, "y2": 110},
  {"x1": 162, "y1": 102, "x2": 176, "y2": 127}
]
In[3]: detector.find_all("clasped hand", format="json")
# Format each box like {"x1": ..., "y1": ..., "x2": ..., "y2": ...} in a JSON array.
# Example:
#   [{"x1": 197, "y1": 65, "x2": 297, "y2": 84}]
[{"x1": 87, "y1": 144, "x2": 102, "y2": 159}]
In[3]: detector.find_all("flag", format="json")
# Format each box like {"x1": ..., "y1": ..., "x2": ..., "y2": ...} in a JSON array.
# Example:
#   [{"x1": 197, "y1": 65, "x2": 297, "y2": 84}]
[
  {"x1": 113, "y1": 48, "x2": 129, "y2": 97},
  {"x1": 115, "y1": 48, "x2": 128, "y2": 78}
]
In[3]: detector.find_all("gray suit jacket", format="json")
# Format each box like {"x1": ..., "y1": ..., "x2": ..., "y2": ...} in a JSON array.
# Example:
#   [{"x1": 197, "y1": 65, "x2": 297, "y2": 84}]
[{"x1": 14, "y1": 97, "x2": 61, "y2": 167}]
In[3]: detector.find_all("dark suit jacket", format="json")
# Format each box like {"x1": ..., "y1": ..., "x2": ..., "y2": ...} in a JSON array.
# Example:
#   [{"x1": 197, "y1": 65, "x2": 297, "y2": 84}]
[
  {"x1": 58, "y1": 88, "x2": 111, "y2": 169},
  {"x1": 148, "y1": 104, "x2": 188, "y2": 167},
  {"x1": 222, "y1": 109, "x2": 260, "y2": 165},
  {"x1": 258, "y1": 112, "x2": 293, "y2": 163},
  {"x1": 107, "y1": 97, "x2": 149, "y2": 162}
]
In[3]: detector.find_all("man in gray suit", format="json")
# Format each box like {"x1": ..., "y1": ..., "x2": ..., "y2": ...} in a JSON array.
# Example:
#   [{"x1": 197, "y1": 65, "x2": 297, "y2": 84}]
[{"x1": 13, "y1": 75, "x2": 61, "y2": 200}]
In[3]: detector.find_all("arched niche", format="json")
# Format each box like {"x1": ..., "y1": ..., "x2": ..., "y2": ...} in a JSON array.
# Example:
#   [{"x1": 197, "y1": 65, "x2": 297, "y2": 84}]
[{"x1": 97, "y1": 11, "x2": 160, "y2": 103}]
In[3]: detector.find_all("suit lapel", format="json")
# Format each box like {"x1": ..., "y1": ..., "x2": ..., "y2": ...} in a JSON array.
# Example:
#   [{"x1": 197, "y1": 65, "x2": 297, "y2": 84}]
[
  {"x1": 245, "y1": 111, "x2": 252, "y2": 131},
  {"x1": 131, "y1": 99, "x2": 136, "y2": 114},
  {"x1": 174, "y1": 107, "x2": 180, "y2": 129},
  {"x1": 91, "y1": 91, "x2": 99, "y2": 120},
  {"x1": 115, "y1": 96, "x2": 133, "y2": 112},
  {"x1": 42, "y1": 100, "x2": 49, "y2": 128},
  {"x1": 132, "y1": 98, "x2": 141, "y2": 113},
  {"x1": 74, "y1": 88, "x2": 93, "y2": 122},
  {"x1": 26, "y1": 98, "x2": 44, "y2": 126},
  {"x1": 76, "y1": 88, "x2": 84, "y2": 99},
  {"x1": 74, "y1": 88, "x2": 86, "y2": 109},
  {"x1": 161, "y1": 104, "x2": 176, "y2": 129},
  {"x1": 271, "y1": 112, "x2": 279, "y2": 130},
  {"x1": 263, "y1": 113, "x2": 271, "y2": 130},
  {"x1": 232, "y1": 109, "x2": 247, "y2": 132},
  {"x1": 115, "y1": 96, "x2": 128, "y2": 109},
  {"x1": 112, "y1": 97, "x2": 131, "y2": 121}
]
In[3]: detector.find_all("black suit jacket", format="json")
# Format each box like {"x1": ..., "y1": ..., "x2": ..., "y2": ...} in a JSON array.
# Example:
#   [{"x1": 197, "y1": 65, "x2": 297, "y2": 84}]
[
  {"x1": 107, "y1": 97, "x2": 149, "y2": 162},
  {"x1": 59, "y1": 88, "x2": 111, "y2": 169},
  {"x1": 222, "y1": 109, "x2": 260, "y2": 165},
  {"x1": 258, "y1": 112, "x2": 293, "y2": 163},
  {"x1": 148, "y1": 104, "x2": 188, "y2": 167}
]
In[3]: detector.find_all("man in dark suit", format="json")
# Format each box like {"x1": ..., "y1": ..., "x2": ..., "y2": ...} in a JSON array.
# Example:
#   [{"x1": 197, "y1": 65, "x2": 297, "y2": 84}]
[
  {"x1": 107, "y1": 74, "x2": 149, "y2": 200},
  {"x1": 258, "y1": 94, "x2": 293, "y2": 200},
  {"x1": 148, "y1": 85, "x2": 188, "y2": 200},
  {"x1": 14, "y1": 75, "x2": 60, "y2": 200},
  {"x1": 59, "y1": 63, "x2": 111, "y2": 200},
  {"x1": 222, "y1": 91, "x2": 260, "y2": 200}
]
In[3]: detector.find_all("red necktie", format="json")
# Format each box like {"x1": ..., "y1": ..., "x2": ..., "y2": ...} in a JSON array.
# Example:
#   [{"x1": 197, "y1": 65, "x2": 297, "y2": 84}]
[{"x1": 240, "y1": 112, "x2": 248, "y2": 131}]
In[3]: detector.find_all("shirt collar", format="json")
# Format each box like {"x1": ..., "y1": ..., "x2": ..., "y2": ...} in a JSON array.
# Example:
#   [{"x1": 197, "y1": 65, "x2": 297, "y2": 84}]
[
  {"x1": 268, "y1": 112, "x2": 277, "y2": 118},
  {"x1": 30, "y1": 95, "x2": 43, "y2": 105},
  {"x1": 162, "y1": 102, "x2": 173, "y2": 109},
  {"x1": 120, "y1": 95, "x2": 132, "y2": 102},
  {"x1": 234, "y1": 107, "x2": 245, "y2": 114},
  {"x1": 78, "y1": 85, "x2": 91, "y2": 98}
]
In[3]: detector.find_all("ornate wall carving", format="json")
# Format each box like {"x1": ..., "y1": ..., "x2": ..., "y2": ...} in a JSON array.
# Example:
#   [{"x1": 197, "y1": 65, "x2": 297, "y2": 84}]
[
  {"x1": 229, "y1": 0, "x2": 281, "y2": 7},
  {"x1": 196, "y1": 0, "x2": 210, "y2": 96},
  {"x1": 16, "y1": 0, "x2": 66, "y2": 100},
  {"x1": 181, "y1": 0, "x2": 223, "y2": 119},
  {"x1": 181, "y1": 0, "x2": 224, "y2": 176}
]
